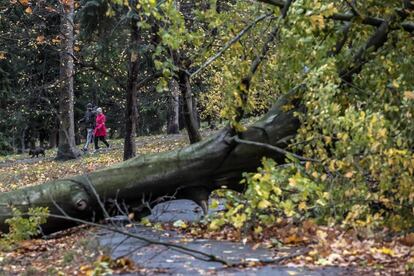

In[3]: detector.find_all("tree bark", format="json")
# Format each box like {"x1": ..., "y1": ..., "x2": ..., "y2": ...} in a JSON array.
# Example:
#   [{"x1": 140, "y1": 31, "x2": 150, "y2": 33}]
[
  {"x1": 49, "y1": 129, "x2": 58, "y2": 149},
  {"x1": 56, "y1": 0, "x2": 80, "y2": 160},
  {"x1": 177, "y1": 71, "x2": 202, "y2": 144},
  {"x1": 0, "y1": 92, "x2": 302, "y2": 235},
  {"x1": 123, "y1": 17, "x2": 140, "y2": 161},
  {"x1": 167, "y1": 79, "x2": 180, "y2": 134},
  {"x1": 19, "y1": 125, "x2": 28, "y2": 153}
]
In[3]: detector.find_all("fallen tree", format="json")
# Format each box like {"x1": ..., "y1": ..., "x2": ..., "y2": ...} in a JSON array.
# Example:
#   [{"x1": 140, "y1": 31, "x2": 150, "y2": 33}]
[
  {"x1": 0, "y1": 92, "x2": 303, "y2": 234},
  {"x1": 2, "y1": 0, "x2": 411, "y2": 236}
]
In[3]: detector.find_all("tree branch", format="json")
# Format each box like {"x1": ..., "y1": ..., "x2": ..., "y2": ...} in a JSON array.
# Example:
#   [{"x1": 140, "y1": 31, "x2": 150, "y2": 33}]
[
  {"x1": 256, "y1": 0, "x2": 414, "y2": 33},
  {"x1": 339, "y1": 20, "x2": 390, "y2": 84},
  {"x1": 232, "y1": 136, "x2": 320, "y2": 162},
  {"x1": 79, "y1": 62, "x2": 126, "y2": 90},
  {"x1": 233, "y1": 0, "x2": 293, "y2": 126},
  {"x1": 35, "y1": 213, "x2": 231, "y2": 265},
  {"x1": 190, "y1": 13, "x2": 273, "y2": 78}
]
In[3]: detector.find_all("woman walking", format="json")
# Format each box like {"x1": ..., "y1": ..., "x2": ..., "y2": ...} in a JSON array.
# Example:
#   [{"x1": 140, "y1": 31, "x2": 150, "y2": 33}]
[{"x1": 94, "y1": 107, "x2": 110, "y2": 151}]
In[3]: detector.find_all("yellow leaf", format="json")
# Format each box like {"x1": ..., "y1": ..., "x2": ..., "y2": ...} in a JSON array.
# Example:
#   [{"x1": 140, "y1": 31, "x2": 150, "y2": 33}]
[
  {"x1": 52, "y1": 37, "x2": 61, "y2": 44},
  {"x1": 324, "y1": 136, "x2": 332, "y2": 144},
  {"x1": 0, "y1": 52, "x2": 6, "y2": 60},
  {"x1": 344, "y1": 171, "x2": 353, "y2": 178},
  {"x1": 173, "y1": 219, "x2": 187, "y2": 229},
  {"x1": 378, "y1": 128, "x2": 387, "y2": 138},
  {"x1": 210, "y1": 199, "x2": 219, "y2": 209},
  {"x1": 232, "y1": 213, "x2": 246, "y2": 228},
  {"x1": 404, "y1": 91, "x2": 414, "y2": 100},
  {"x1": 298, "y1": 201, "x2": 307, "y2": 211},
  {"x1": 257, "y1": 199, "x2": 271, "y2": 209},
  {"x1": 392, "y1": 80, "x2": 399, "y2": 88},
  {"x1": 36, "y1": 35, "x2": 45, "y2": 44},
  {"x1": 25, "y1": 6, "x2": 32, "y2": 14},
  {"x1": 316, "y1": 230, "x2": 328, "y2": 241},
  {"x1": 310, "y1": 15, "x2": 325, "y2": 30},
  {"x1": 254, "y1": 226, "x2": 263, "y2": 234},
  {"x1": 283, "y1": 234, "x2": 305, "y2": 245},
  {"x1": 378, "y1": 247, "x2": 395, "y2": 256},
  {"x1": 288, "y1": 177, "x2": 297, "y2": 186}
]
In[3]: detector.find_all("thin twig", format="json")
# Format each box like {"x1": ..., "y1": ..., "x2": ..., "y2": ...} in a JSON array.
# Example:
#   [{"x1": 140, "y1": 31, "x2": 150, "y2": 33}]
[
  {"x1": 259, "y1": 247, "x2": 310, "y2": 264},
  {"x1": 42, "y1": 213, "x2": 230, "y2": 265},
  {"x1": 83, "y1": 175, "x2": 111, "y2": 220},
  {"x1": 232, "y1": 136, "x2": 320, "y2": 162}
]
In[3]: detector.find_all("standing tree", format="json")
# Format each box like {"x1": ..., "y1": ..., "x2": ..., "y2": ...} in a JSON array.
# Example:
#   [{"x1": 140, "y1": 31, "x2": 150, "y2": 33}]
[{"x1": 56, "y1": 0, "x2": 80, "y2": 160}]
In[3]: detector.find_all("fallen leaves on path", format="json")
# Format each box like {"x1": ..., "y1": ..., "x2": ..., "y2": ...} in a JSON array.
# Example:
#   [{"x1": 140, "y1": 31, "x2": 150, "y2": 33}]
[{"x1": 165, "y1": 218, "x2": 414, "y2": 274}]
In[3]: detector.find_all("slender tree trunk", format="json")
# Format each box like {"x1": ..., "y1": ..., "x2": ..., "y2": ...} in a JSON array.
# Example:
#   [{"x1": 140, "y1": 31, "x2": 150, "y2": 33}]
[
  {"x1": 193, "y1": 97, "x2": 200, "y2": 129},
  {"x1": 178, "y1": 97, "x2": 185, "y2": 130},
  {"x1": 123, "y1": 18, "x2": 140, "y2": 161},
  {"x1": 19, "y1": 126, "x2": 28, "y2": 153},
  {"x1": 49, "y1": 129, "x2": 58, "y2": 149},
  {"x1": 177, "y1": 71, "x2": 202, "y2": 144},
  {"x1": 56, "y1": 0, "x2": 80, "y2": 160},
  {"x1": 167, "y1": 79, "x2": 180, "y2": 134}
]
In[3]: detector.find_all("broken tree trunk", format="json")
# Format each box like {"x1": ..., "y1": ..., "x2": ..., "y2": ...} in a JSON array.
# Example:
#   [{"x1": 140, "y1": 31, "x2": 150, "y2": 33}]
[{"x1": 0, "y1": 93, "x2": 302, "y2": 235}]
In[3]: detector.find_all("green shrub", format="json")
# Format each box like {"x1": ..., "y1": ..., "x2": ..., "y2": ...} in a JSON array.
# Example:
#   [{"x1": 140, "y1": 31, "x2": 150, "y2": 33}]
[{"x1": 0, "y1": 207, "x2": 49, "y2": 250}]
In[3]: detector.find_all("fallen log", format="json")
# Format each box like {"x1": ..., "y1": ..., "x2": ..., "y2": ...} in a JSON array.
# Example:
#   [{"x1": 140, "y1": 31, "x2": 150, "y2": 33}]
[{"x1": 0, "y1": 93, "x2": 303, "y2": 235}]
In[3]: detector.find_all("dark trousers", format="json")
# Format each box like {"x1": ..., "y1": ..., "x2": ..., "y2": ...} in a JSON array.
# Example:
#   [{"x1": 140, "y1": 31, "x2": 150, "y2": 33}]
[{"x1": 94, "y1": 136, "x2": 109, "y2": 149}]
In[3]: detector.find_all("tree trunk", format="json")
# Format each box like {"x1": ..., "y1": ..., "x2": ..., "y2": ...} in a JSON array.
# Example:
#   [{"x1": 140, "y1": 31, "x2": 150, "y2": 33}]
[
  {"x1": 19, "y1": 125, "x2": 28, "y2": 153},
  {"x1": 193, "y1": 97, "x2": 200, "y2": 129},
  {"x1": 0, "y1": 93, "x2": 302, "y2": 235},
  {"x1": 177, "y1": 71, "x2": 202, "y2": 144},
  {"x1": 167, "y1": 79, "x2": 180, "y2": 134},
  {"x1": 123, "y1": 18, "x2": 140, "y2": 161},
  {"x1": 56, "y1": 0, "x2": 80, "y2": 160},
  {"x1": 49, "y1": 129, "x2": 58, "y2": 149}
]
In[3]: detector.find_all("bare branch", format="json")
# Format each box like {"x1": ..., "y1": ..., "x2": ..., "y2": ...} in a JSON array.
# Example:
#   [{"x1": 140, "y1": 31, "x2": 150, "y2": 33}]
[
  {"x1": 190, "y1": 13, "x2": 273, "y2": 78},
  {"x1": 232, "y1": 136, "x2": 320, "y2": 162},
  {"x1": 42, "y1": 213, "x2": 230, "y2": 265}
]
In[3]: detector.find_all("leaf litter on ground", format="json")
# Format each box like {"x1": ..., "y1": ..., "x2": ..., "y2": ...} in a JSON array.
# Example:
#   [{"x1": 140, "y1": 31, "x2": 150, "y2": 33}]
[{"x1": 0, "y1": 131, "x2": 413, "y2": 274}]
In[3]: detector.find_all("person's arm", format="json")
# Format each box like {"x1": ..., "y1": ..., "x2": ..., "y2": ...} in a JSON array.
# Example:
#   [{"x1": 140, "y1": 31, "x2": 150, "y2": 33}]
[
  {"x1": 95, "y1": 116, "x2": 103, "y2": 129},
  {"x1": 78, "y1": 115, "x2": 85, "y2": 124}
]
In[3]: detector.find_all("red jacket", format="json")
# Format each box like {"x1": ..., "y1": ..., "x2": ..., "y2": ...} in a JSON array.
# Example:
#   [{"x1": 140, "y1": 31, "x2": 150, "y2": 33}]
[{"x1": 94, "y1": 113, "x2": 107, "y2": 137}]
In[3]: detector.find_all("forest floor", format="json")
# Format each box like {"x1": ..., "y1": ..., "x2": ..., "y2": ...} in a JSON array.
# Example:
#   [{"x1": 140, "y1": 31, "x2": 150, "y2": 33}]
[{"x1": 0, "y1": 132, "x2": 413, "y2": 275}]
